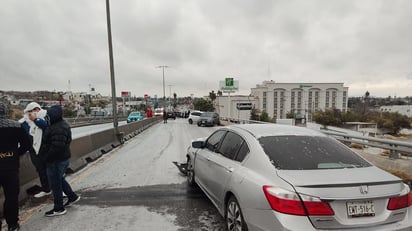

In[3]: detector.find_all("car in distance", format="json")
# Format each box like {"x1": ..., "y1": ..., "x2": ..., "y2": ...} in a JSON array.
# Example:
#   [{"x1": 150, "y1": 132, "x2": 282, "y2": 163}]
[
  {"x1": 166, "y1": 111, "x2": 176, "y2": 120},
  {"x1": 154, "y1": 108, "x2": 164, "y2": 116},
  {"x1": 127, "y1": 111, "x2": 144, "y2": 123},
  {"x1": 186, "y1": 124, "x2": 412, "y2": 231},
  {"x1": 188, "y1": 110, "x2": 202, "y2": 124},
  {"x1": 197, "y1": 112, "x2": 220, "y2": 127}
]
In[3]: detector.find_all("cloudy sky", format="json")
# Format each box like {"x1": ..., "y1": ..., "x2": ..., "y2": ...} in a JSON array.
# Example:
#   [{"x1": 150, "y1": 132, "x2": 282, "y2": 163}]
[{"x1": 1, "y1": 0, "x2": 411, "y2": 98}]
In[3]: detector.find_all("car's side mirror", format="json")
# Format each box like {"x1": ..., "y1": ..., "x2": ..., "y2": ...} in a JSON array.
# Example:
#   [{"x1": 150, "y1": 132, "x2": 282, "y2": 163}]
[{"x1": 192, "y1": 140, "x2": 204, "y2": 149}]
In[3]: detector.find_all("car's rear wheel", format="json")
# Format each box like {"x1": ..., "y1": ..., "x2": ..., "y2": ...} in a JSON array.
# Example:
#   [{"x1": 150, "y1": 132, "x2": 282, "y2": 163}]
[
  {"x1": 186, "y1": 157, "x2": 196, "y2": 187},
  {"x1": 226, "y1": 196, "x2": 248, "y2": 231},
  {"x1": 189, "y1": 119, "x2": 193, "y2": 124}
]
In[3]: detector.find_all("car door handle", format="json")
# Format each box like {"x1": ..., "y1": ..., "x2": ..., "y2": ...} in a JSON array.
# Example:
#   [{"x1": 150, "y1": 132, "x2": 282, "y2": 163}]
[{"x1": 225, "y1": 167, "x2": 234, "y2": 173}]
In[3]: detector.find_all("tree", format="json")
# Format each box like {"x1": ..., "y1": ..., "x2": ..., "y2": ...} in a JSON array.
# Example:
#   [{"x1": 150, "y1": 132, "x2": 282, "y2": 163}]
[
  {"x1": 312, "y1": 109, "x2": 342, "y2": 127},
  {"x1": 209, "y1": 90, "x2": 217, "y2": 102},
  {"x1": 250, "y1": 108, "x2": 259, "y2": 120},
  {"x1": 193, "y1": 98, "x2": 214, "y2": 111},
  {"x1": 259, "y1": 110, "x2": 270, "y2": 122},
  {"x1": 375, "y1": 112, "x2": 411, "y2": 134},
  {"x1": 63, "y1": 107, "x2": 76, "y2": 118},
  {"x1": 286, "y1": 111, "x2": 295, "y2": 119}
]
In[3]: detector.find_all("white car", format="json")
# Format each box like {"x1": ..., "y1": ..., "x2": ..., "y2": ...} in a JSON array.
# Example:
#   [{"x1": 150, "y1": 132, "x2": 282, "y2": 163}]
[
  {"x1": 188, "y1": 110, "x2": 203, "y2": 124},
  {"x1": 154, "y1": 108, "x2": 164, "y2": 116}
]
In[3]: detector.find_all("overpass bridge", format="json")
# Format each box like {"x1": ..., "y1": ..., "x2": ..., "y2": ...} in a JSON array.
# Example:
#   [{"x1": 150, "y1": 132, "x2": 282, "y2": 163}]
[
  {"x1": 1, "y1": 117, "x2": 412, "y2": 230},
  {"x1": 3, "y1": 118, "x2": 228, "y2": 230}
]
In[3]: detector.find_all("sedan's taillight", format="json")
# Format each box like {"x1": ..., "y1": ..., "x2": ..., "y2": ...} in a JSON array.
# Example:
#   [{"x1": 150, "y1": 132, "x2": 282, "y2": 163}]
[
  {"x1": 387, "y1": 192, "x2": 412, "y2": 210},
  {"x1": 263, "y1": 186, "x2": 334, "y2": 216}
]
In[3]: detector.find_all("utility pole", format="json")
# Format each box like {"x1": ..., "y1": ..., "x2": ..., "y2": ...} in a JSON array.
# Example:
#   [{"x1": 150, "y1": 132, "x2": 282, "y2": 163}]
[
  {"x1": 156, "y1": 65, "x2": 169, "y2": 102},
  {"x1": 168, "y1": 84, "x2": 173, "y2": 103},
  {"x1": 105, "y1": 0, "x2": 121, "y2": 142}
]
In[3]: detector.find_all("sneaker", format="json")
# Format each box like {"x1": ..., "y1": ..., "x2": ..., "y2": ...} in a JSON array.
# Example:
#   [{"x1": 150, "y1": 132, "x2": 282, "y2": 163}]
[
  {"x1": 8, "y1": 224, "x2": 20, "y2": 231},
  {"x1": 64, "y1": 195, "x2": 80, "y2": 207},
  {"x1": 34, "y1": 191, "x2": 52, "y2": 198},
  {"x1": 45, "y1": 208, "x2": 67, "y2": 217}
]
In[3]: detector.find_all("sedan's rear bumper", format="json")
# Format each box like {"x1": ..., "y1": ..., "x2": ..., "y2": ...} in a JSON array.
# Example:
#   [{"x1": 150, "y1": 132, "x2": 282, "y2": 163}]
[{"x1": 243, "y1": 207, "x2": 412, "y2": 231}]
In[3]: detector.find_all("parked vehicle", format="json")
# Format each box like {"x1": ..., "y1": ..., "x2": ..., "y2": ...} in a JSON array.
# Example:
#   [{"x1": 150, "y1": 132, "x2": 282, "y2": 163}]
[
  {"x1": 154, "y1": 108, "x2": 164, "y2": 116},
  {"x1": 127, "y1": 111, "x2": 144, "y2": 123},
  {"x1": 166, "y1": 111, "x2": 176, "y2": 120},
  {"x1": 188, "y1": 110, "x2": 202, "y2": 124},
  {"x1": 186, "y1": 124, "x2": 412, "y2": 231},
  {"x1": 197, "y1": 112, "x2": 220, "y2": 127}
]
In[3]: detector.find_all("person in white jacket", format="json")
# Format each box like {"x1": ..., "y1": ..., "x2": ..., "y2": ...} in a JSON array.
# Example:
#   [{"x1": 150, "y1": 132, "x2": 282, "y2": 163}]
[{"x1": 20, "y1": 102, "x2": 51, "y2": 198}]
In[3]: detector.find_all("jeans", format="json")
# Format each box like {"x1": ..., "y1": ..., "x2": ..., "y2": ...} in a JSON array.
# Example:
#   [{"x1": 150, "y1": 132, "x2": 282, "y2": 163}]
[
  {"x1": 30, "y1": 151, "x2": 50, "y2": 192},
  {"x1": 46, "y1": 159, "x2": 77, "y2": 211},
  {"x1": 0, "y1": 170, "x2": 19, "y2": 227}
]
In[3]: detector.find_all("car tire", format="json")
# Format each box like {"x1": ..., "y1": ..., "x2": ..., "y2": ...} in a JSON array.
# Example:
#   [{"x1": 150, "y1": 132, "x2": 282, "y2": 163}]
[
  {"x1": 226, "y1": 196, "x2": 248, "y2": 231},
  {"x1": 186, "y1": 157, "x2": 196, "y2": 187},
  {"x1": 189, "y1": 119, "x2": 193, "y2": 124}
]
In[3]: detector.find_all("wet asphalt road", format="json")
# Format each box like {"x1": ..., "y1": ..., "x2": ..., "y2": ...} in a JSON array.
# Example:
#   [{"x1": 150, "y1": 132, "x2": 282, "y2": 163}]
[
  {"x1": 78, "y1": 183, "x2": 225, "y2": 230},
  {"x1": 17, "y1": 120, "x2": 225, "y2": 231}
]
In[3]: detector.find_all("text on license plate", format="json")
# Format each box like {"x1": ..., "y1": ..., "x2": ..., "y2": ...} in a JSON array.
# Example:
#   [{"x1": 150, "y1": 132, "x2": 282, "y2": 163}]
[{"x1": 346, "y1": 201, "x2": 375, "y2": 217}]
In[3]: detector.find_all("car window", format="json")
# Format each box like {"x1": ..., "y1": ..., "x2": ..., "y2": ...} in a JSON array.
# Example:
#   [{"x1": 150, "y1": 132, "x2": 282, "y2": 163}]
[
  {"x1": 200, "y1": 112, "x2": 213, "y2": 118},
  {"x1": 205, "y1": 130, "x2": 227, "y2": 152},
  {"x1": 218, "y1": 132, "x2": 244, "y2": 160},
  {"x1": 258, "y1": 136, "x2": 371, "y2": 170},
  {"x1": 234, "y1": 142, "x2": 249, "y2": 162},
  {"x1": 192, "y1": 112, "x2": 202, "y2": 116}
]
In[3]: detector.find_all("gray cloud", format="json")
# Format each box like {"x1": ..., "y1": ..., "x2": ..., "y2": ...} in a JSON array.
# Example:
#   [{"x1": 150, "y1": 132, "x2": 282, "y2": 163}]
[{"x1": 1, "y1": 0, "x2": 411, "y2": 98}]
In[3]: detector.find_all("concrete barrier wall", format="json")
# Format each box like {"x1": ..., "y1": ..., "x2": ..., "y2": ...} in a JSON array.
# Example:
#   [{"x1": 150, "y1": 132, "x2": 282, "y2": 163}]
[{"x1": 0, "y1": 117, "x2": 161, "y2": 215}]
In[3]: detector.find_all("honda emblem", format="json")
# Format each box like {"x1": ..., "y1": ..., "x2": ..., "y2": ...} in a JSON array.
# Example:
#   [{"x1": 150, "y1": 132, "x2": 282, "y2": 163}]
[{"x1": 360, "y1": 185, "x2": 369, "y2": 194}]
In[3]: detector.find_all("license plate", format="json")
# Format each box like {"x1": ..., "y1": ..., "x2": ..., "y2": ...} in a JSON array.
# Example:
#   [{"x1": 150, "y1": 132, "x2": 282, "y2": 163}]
[{"x1": 346, "y1": 201, "x2": 375, "y2": 217}]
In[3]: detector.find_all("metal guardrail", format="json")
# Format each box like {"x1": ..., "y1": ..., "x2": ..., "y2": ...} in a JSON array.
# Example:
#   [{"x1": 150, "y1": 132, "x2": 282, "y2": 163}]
[
  {"x1": 222, "y1": 117, "x2": 412, "y2": 158},
  {"x1": 320, "y1": 129, "x2": 412, "y2": 158}
]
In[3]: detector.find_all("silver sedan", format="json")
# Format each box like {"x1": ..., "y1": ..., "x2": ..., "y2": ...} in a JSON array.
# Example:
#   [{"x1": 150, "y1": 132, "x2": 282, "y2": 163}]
[{"x1": 186, "y1": 124, "x2": 412, "y2": 231}]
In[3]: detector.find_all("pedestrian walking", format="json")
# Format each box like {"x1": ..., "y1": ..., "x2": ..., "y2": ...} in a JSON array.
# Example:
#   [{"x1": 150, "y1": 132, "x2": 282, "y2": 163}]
[
  {"x1": 163, "y1": 109, "x2": 168, "y2": 124},
  {"x1": 38, "y1": 105, "x2": 80, "y2": 217},
  {"x1": 19, "y1": 102, "x2": 51, "y2": 198},
  {"x1": 0, "y1": 102, "x2": 30, "y2": 231}
]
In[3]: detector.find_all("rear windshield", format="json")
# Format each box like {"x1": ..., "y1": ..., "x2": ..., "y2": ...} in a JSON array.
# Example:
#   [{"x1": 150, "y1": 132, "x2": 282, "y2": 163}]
[
  {"x1": 200, "y1": 112, "x2": 213, "y2": 117},
  {"x1": 258, "y1": 136, "x2": 371, "y2": 170}
]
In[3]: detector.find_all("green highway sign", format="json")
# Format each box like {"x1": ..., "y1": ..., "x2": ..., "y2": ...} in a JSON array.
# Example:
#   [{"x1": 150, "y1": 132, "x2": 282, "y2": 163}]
[
  {"x1": 220, "y1": 78, "x2": 239, "y2": 93},
  {"x1": 225, "y1": 78, "x2": 234, "y2": 87}
]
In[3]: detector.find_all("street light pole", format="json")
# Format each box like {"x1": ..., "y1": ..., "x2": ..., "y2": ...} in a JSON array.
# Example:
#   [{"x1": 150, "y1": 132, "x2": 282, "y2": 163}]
[
  {"x1": 168, "y1": 84, "x2": 173, "y2": 103},
  {"x1": 156, "y1": 65, "x2": 168, "y2": 102},
  {"x1": 105, "y1": 0, "x2": 122, "y2": 142}
]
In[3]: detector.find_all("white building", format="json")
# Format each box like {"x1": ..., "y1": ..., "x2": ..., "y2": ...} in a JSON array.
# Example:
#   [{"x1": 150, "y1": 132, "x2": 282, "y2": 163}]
[
  {"x1": 379, "y1": 105, "x2": 412, "y2": 117},
  {"x1": 251, "y1": 81, "x2": 349, "y2": 121},
  {"x1": 216, "y1": 95, "x2": 257, "y2": 121}
]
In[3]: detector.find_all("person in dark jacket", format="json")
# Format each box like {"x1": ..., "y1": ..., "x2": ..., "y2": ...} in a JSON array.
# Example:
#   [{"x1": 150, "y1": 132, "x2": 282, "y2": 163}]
[
  {"x1": 0, "y1": 102, "x2": 30, "y2": 231},
  {"x1": 38, "y1": 105, "x2": 80, "y2": 217},
  {"x1": 163, "y1": 109, "x2": 168, "y2": 124}
]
